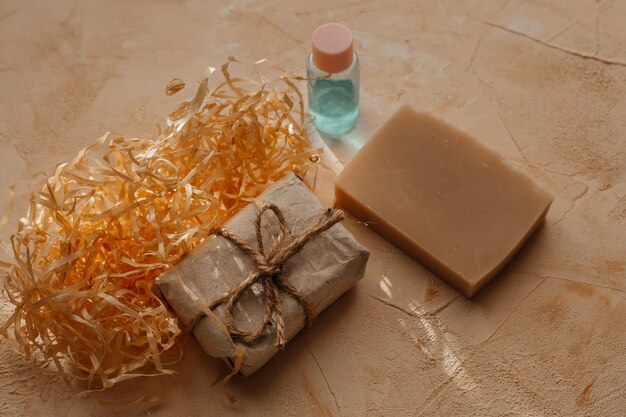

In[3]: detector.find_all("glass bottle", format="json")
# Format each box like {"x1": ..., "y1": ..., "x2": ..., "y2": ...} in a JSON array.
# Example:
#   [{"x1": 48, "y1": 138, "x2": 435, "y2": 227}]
[{"x1": 307, "y1": 23, "x2": 360, "y2": 136}]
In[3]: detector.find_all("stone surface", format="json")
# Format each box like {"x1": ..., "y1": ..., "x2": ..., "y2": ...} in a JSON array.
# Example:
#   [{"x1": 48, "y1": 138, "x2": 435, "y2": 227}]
[{"x1": 0, "y1": 0, "x2": 624, "y2": 416}]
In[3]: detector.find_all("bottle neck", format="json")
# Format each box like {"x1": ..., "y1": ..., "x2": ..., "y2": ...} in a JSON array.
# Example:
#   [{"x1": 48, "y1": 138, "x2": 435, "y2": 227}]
[{"x1": 308, "y1": 52, "x2": 359, "y2": 77}]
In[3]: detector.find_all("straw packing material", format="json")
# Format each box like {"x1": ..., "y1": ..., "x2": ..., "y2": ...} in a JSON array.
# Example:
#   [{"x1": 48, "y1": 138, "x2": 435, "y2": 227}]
[{"x1": 0, "y1": 58, "x2": 317, "y2": 391}]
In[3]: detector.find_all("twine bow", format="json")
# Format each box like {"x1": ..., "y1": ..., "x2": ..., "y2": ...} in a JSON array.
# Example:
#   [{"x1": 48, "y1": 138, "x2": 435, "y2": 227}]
[{"x1": 189, "y1": 202, "x2": 344, "y2": 348}]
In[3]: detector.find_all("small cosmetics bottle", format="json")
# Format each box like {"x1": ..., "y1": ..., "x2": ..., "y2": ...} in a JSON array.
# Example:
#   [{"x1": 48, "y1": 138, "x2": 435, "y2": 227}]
[{"x1": 307, "y1": 23, "x2": 359, "y2": 136}]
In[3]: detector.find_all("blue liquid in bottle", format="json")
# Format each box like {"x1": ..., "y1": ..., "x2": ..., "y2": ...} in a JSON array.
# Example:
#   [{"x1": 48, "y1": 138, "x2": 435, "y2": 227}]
[{"x1": 307, "y1": 24, "x2": 360, "y2": 136}]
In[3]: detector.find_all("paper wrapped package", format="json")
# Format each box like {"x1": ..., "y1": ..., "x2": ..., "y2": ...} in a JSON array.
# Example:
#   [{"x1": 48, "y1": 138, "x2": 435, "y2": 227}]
[{"x1": 157, "y1": 173, "x2": 369, "y2": 376}]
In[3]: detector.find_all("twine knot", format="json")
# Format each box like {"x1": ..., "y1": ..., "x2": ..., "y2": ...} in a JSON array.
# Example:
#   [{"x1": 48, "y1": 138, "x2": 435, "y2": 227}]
[
  {"x1": 189, "y1": 202, "x2": 344, "y2": 349},
  {"x1": 255, "y1": 258, "x2": 280, "y2": 276}
]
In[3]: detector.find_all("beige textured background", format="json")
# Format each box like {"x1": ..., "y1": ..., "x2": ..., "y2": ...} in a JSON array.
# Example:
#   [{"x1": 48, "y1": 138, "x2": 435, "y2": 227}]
[{"x1": 0, "y1": 0, "x2": 625, "y2": 416}]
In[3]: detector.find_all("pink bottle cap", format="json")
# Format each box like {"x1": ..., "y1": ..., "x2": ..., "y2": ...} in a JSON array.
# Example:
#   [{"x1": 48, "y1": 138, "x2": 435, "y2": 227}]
[{"x1": 312, "y1": 23, "x2": 354, "y2": 73}]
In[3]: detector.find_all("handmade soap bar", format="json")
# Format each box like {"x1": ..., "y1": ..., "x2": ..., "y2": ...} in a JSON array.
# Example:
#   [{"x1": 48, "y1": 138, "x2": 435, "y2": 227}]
[
  {"x1": 157, "y1": 174, "x2": 369, "y2": 376},
  {"x1": 335, "y1": 106, "x2": 552, "y2": 297}
]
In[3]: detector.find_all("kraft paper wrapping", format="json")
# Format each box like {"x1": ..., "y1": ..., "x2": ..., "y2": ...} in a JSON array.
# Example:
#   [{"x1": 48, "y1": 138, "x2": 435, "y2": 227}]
[{"x1": 156, "y1": 173, "x2": 369, "y2": 376}]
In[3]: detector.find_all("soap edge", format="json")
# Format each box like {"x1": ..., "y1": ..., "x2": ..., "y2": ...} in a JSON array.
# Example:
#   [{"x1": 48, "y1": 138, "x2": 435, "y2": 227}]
[
  {"x1": 336, "y1": 183, "x2": 553, "y2": 297},
  {"x1": 335, "y1": 184, "x2": 475, "y2": 297},
  {"x1": 466, "y1": 197, "x2": 553, "y2": 297}
]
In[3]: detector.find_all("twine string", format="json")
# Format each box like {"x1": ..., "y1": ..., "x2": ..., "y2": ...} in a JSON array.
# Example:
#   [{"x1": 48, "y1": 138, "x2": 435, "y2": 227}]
[{"x1": 189, "y1": 202, "x2": 344, "y2": 348}]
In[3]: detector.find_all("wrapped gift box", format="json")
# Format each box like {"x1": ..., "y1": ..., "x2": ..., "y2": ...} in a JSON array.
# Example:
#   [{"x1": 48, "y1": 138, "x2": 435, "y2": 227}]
[{"x1": 157, "y1": 173, "x2": 369, "y2": 376}]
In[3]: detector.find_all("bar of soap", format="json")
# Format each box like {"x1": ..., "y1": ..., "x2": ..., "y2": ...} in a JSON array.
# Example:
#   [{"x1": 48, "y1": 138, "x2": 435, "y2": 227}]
[
  {"x1": 335, "y1": 106, "x2": 552, "y2": 297},
  {"x1": 157, "y1": 174, "x2": 369, "y2": 376}
]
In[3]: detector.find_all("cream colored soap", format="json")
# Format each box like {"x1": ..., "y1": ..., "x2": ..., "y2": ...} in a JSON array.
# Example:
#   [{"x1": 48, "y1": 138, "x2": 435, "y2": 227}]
[{"x1": 335, "y1": 106, "x2": 552, "y2": 297}]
